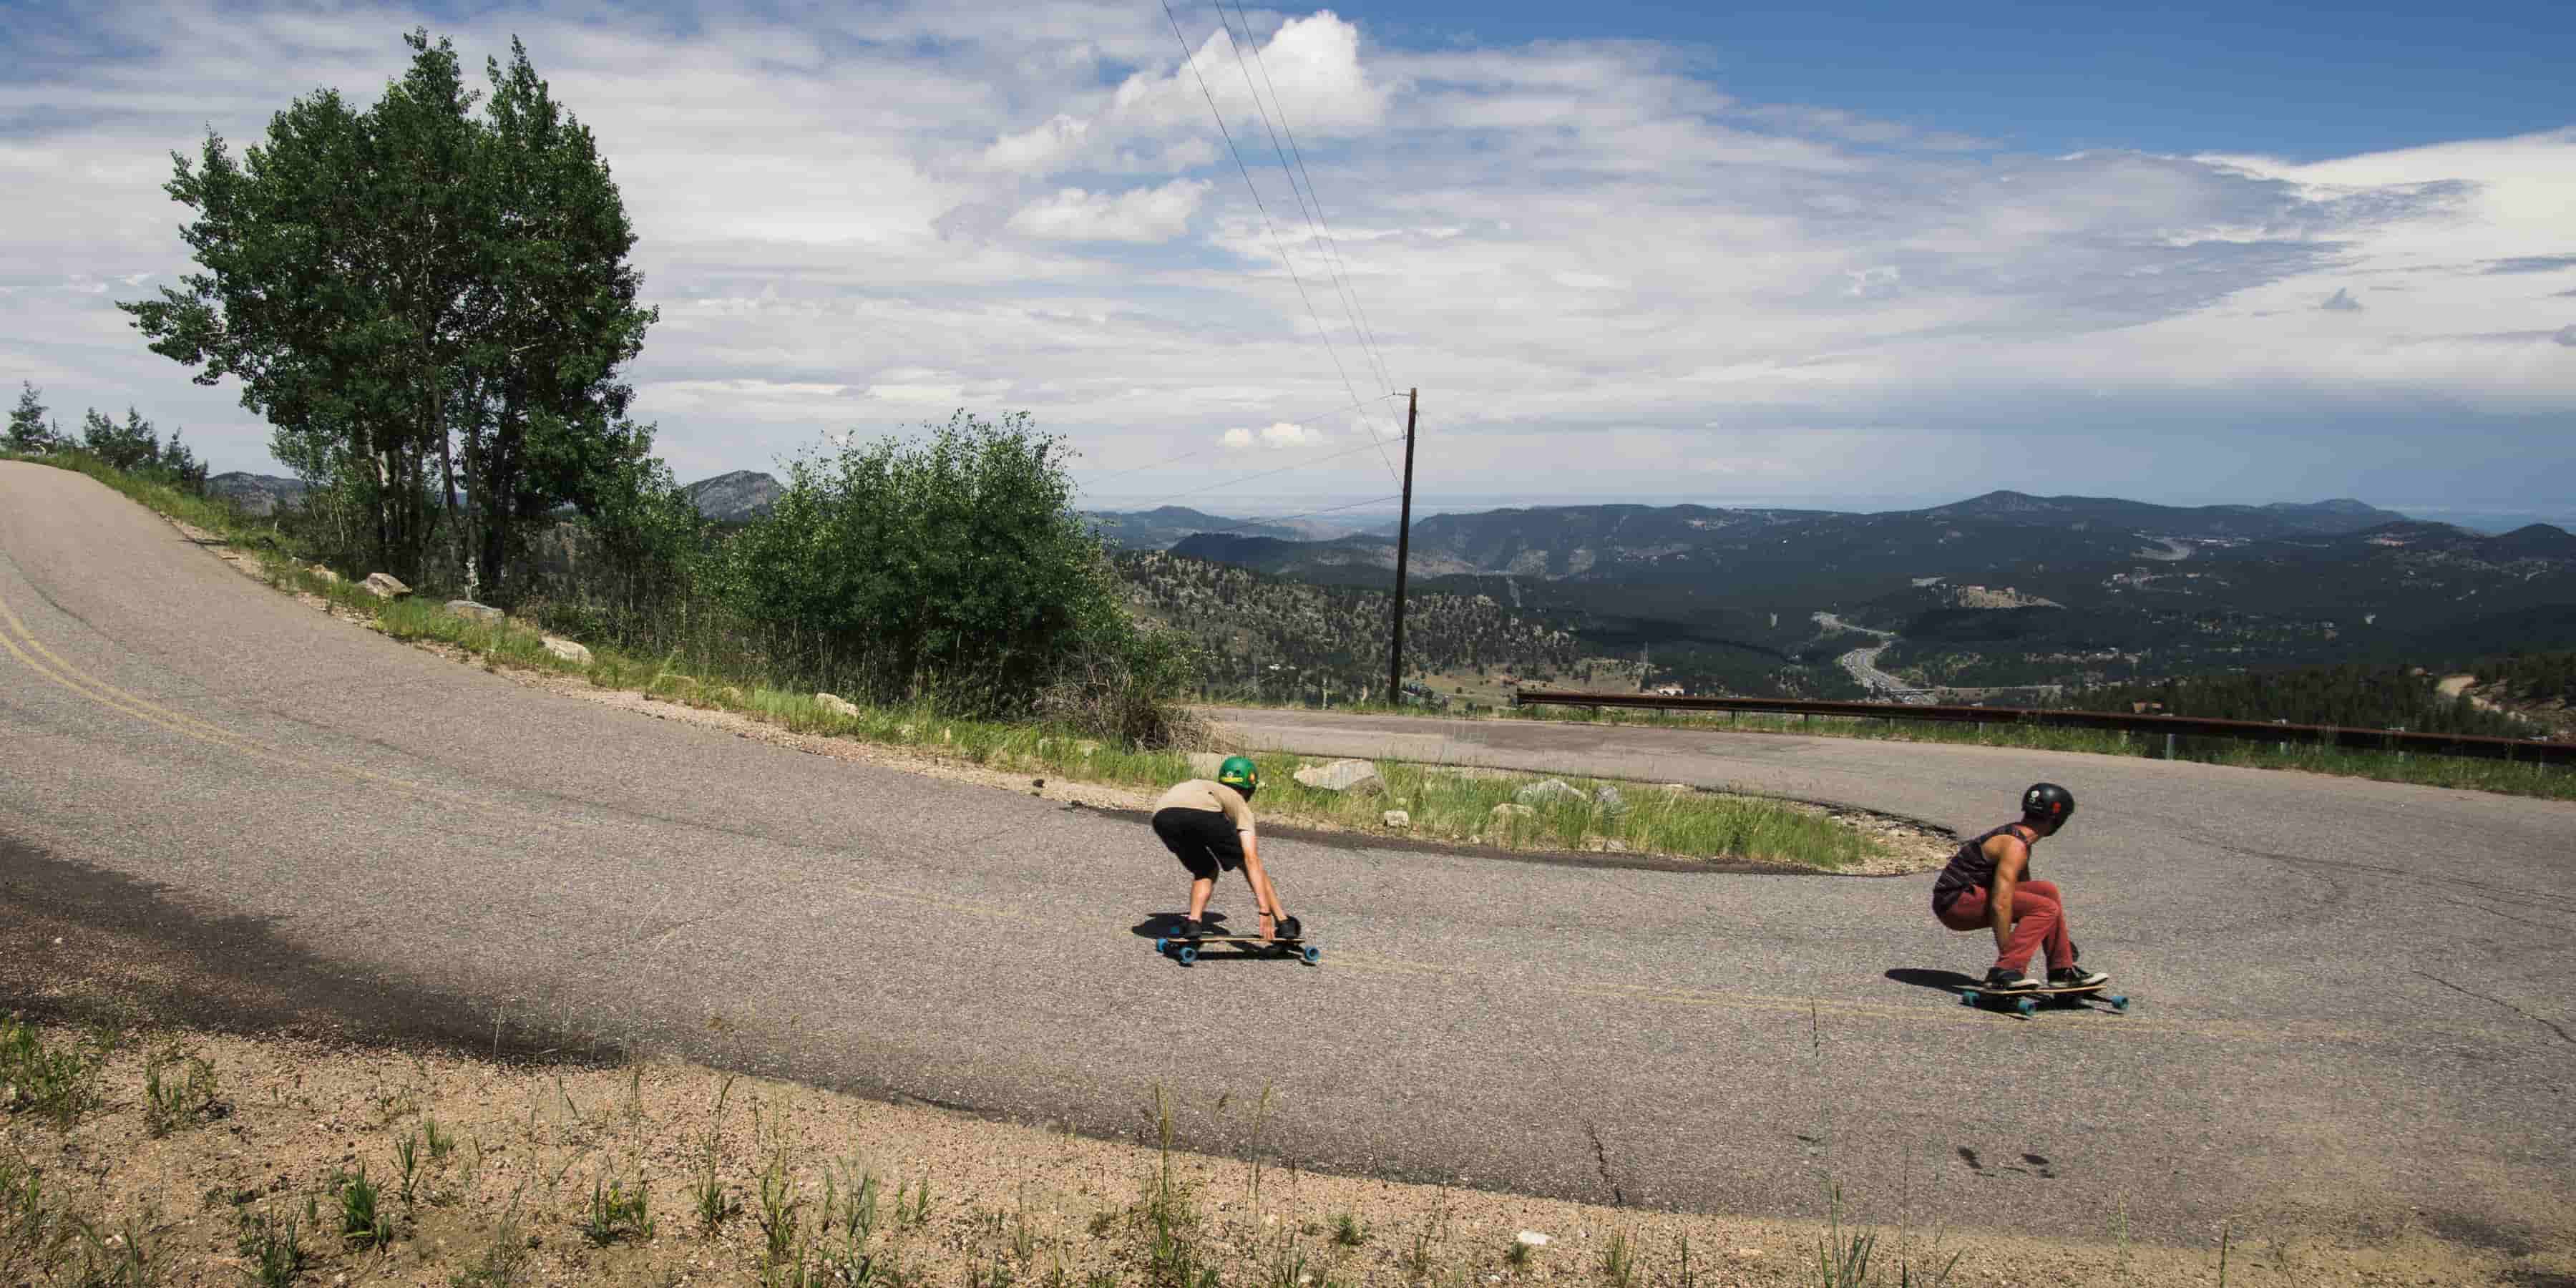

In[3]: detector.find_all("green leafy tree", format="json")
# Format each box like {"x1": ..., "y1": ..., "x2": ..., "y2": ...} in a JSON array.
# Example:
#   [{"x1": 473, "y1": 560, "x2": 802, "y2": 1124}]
[
  {"x1": 6, "y1": 382, "x2": 59, "y2": 453},
  {"x1": 721, "y1": 412, "x2": 1158, "y2": 717},
  {"x1": 80, "y1": 406, "x2": 163, "y2": 472},
  {"x1": 119, "y1": 28, "x2": 653, "y2": 595},
  {"x1": 452, "y1": 39, "x2": 658, "y2": 602}
]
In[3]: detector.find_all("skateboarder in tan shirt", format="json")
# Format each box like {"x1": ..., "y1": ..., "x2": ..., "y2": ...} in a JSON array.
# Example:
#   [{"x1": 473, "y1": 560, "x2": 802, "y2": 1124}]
[{"x1": 1152, "y1": 756, "x2": 1299, "y2": 942}]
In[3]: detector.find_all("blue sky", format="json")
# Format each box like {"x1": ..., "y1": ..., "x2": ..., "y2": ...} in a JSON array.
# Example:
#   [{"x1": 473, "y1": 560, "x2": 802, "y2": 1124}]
[
  {"x1": 3, "y1": 1, "x2": 2571, "y2": 527},
  {"x1": 1356, "y1": 0, "x2": 2576, "y2": 160}
]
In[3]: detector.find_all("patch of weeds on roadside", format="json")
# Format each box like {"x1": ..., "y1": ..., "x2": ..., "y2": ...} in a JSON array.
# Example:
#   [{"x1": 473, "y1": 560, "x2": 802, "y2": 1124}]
[
  {"x1": 332, "y1": 1166, "x2": 394, "y2": 1250},
  {"x1": 3, "y1": 1148, "x2": 77, "y2": 1275},
  {"x1": 449, "y1": 1194, "x2": 532, "y2": 1288},
  {"x1": 142, "y1": 1043, "x2": 226, "y2": 1136},
  {"x1": 1, "y1": 1017, "x2": 116, "y2": 1128},
  {"x1": 1601, "y1": 1228, "x2": 1635, "y2": 1287},
  {"x1": 235, "y1": 1204, "x2": 309, "y2": 1288},
  {"x1": 1330, "y1": 1211, "x2": 1367, "y2": 1246},
  {"x1": 70, "y1": 1202, "x2": 162, "y2": 1287},
  {"x1": 582, "y1": 1175, "x2": 656, "y2": 1246}
]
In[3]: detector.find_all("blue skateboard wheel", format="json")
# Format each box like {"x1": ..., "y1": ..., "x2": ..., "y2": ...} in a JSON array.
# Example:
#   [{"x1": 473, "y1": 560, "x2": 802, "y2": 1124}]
[
  {"x1": 2014, "y1": 997, "x2": 2037, "y2": 1017},
  {"x1": 2109, "y1": 995, "x2": 2130, "y2": 1011},
  {"x1": 1154, "y1": 937, "x2": 1168, "y2": 953},
  {"x1": 1958, "y1": 991, "x2": 1979, "y2": 1007},
  {"x1": 1301, "y1": 945, "x2": 1321, "y2": 965},
  {"x1": 1176, "y1": 946, "x2": 1197, "y2": 966}
]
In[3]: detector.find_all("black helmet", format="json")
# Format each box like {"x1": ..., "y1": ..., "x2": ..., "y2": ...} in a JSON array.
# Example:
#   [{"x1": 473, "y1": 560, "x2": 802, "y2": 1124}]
[{"x1": 2021, "y1": 782, "x2": 2074, "y2": 826}]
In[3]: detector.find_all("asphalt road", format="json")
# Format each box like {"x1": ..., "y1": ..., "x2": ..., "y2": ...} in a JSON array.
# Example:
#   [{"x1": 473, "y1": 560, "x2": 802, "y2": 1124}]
[{"x1": 4, "y1": 461, "x2": 2572, "y2": 1258}]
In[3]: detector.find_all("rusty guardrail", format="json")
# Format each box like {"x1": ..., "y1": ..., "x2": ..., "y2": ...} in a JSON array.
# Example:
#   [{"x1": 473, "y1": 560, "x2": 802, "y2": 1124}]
[{"x1": 1508, "y1": 690, "x2": 2576, "y2": 766}]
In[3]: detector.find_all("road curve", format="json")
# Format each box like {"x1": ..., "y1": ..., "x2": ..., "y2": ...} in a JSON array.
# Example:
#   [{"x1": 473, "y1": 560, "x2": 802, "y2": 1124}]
[{"x1": 4, "y1": 461, "x2": 2572, "y2": 1259}]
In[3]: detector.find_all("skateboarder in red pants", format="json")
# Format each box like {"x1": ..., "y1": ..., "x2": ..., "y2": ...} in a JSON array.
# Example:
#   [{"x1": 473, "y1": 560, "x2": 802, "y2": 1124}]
[{"x1": 1931, "y1": 783, "x2": 2109, "y2": 993}]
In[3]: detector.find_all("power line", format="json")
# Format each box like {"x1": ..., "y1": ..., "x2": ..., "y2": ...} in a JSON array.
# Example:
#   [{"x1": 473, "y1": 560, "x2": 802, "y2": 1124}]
[
  {"x1": 1210, "y1": 0, "x2": 1395, "y2": 399},
  {"x1": 1158, "y1": 0, "x2": 1400, "y2": 485}
]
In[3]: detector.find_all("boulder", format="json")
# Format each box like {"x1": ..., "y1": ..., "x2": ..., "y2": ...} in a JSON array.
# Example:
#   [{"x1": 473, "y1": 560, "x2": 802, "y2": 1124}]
[
  {"x1": 541, "y1": 636, "x2": 592, "y2": 665},
  {"x1": 358, "y1": 572, "x2": 411, "y2": 600},
  {"x1": 1382, "y1": 809, "x2": 1411, "y2": 829},
  {"x1": 1594, "y1": 785, "x2": 1629, "y2": 819},
  {"x1": 445, "y1": 600, "x2": 503, "y2": 623},
  {"x1": 1484, "y1": 802, "x2": 1538, "y2": 841},
  {"x1": 1513, "y1": 779, "x2": 1588, "y2": 809},
  {"x1": 815, "y1": 692, "x2": 860, "y2": 718},
  {"x1": 1293, "y1": 758, "x2": 1384, "y2": 795},
  {"x1": 308, "y1": 565, "x2": 341, "y2": 585}
]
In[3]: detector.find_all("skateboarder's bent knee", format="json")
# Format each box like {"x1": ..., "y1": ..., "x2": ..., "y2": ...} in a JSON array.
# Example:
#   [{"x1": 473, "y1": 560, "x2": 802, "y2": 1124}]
[
  {"x1": 1151, "y1": 756, "x2": 1297, "y2": 941},
  {"x1": 1930, "y1": 782, "x2": 2107, "y2": 993}
]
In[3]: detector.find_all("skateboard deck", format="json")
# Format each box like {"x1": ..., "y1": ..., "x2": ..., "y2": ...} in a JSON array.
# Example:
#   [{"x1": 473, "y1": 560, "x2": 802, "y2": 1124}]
[
  {"x1": 1956, "y1": 981, "x2": 2129, "y2": 1016},
  {"x1": 1152, "y1": 933, "x2": 1321, "y2": 966}
]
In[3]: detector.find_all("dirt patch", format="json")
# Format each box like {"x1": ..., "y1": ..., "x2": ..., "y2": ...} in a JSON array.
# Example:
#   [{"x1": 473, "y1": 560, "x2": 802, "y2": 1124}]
[{"x1": 2, "y1": 1013, "x2": 2551, "y2": 1288}]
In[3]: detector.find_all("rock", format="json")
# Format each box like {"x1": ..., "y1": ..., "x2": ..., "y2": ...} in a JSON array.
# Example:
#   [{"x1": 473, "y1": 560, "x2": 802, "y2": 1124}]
[
  {"x1": 445, "y1": 600, "x2": 503, "y2": 623},
  {"x1": 308, "y1": 565, "x2": 341, "y2": 585},
  {"x1": 540, "y1": 636, "x2": 592, "y2": 665},
  {"x1": 1186, "y1": 752, "x2": 1228, "y2": 777},
  {"x1": 815, "y1": 693, "x2": 859, "y2": 718},
  {"x1": 358, "y1": 572, "x2": 411, "y2": 599},
  {"x1": 1483, "y1": 802, "x2": 1538, "y2": 842},
  {"x1": 1382, "y1": 810, "x2": 1411, "y2": 829},
  {"x1": 1515, "y1": 1231, "x2": 1551, "y2": 1248},
  {"x1": 1293, "y1": 758, "x2": 1384, "y2": 795},
  {"x1": 1594, "y1": 785, "x2": 1629, "y2": 818},
  {"x1": 1513, "y1": 779, "x2": 1587, "y2": 809}
]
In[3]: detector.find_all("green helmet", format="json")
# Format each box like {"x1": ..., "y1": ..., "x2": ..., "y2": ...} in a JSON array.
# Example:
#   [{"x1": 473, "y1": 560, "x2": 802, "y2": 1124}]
[{"x1": 1216, "y1": 755, "x2": 1259, "y2": 796}]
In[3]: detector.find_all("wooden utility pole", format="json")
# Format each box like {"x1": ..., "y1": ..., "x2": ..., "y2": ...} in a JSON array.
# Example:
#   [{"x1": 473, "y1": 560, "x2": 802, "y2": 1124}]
[{"x1": 1387, "y1": 388, "x2": 1419, "y2": 708}]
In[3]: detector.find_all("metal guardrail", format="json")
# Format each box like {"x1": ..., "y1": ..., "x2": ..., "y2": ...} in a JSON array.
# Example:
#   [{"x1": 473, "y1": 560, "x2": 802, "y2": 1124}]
[{"x1": 1509, "y1": 691, "x2": 2576, "y2": 767}]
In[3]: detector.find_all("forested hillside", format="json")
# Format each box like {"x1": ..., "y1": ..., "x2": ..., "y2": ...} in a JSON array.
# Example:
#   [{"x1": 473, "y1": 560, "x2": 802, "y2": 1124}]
[
  {"x1": 2474, "y1": 650, "x2": 2576, "y2": 711},
  {"x1": 2072, "y1": 663, "x2": 2532, "y2": 736},
  {"x1": 1115, "y1": 550, "x2": 1581, "y2": 703}
]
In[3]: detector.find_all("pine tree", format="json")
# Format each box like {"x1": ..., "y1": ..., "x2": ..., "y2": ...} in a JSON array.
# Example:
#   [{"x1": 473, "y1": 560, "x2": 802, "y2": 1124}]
[{"x1": 5, "y1": 382, "x2": 59, "y2": 453}]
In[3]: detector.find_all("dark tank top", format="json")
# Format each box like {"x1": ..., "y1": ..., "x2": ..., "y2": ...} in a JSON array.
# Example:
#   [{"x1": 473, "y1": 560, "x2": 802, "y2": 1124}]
[{"x1": 1931, "y1": 822, "x2": 2038, "y2": 911}]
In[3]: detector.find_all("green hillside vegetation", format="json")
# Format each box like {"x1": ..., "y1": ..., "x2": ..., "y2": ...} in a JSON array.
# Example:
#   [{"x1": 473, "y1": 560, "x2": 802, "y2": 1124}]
[
  {"x1": 2474, "y1": 650, "x2": 2576, "y2": 708},
  {"x1": 1116, "y1": 550, "x2": 1581, "y2": 702},
  {"x1": 2072, "y1": 663, "x2": 2531, "y2": 737}
]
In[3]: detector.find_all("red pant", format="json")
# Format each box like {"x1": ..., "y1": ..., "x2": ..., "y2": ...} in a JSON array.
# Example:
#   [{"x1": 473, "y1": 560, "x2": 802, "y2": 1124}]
[{"x1": 1936, "y1": 880, "x2": 2072, "y2": 975}]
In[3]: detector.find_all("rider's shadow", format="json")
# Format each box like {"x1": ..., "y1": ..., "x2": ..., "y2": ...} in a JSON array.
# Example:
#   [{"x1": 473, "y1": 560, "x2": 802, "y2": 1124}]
[
  {"x1": 1885, "y1": 967, "x2": 1980, "y2": 995},
  {"x1": 1131, "y1": 911, "x2": 1229, "y2": 939}
]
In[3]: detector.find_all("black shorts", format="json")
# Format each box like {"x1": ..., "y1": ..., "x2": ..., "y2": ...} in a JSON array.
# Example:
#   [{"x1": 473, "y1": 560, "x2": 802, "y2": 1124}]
[{"x1": 1153, "y1": 807, "x2": 1245, "y2": 882}]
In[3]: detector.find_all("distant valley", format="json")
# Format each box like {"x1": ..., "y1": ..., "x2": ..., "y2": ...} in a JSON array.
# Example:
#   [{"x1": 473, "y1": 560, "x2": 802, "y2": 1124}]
[{"x1": 203, "y1": 469, "x2": 2576, "y2": 706}]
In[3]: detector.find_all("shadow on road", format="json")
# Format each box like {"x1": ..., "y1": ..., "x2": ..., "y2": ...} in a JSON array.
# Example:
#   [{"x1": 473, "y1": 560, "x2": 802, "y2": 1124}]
[
  {"x1": 1885, "y1": 966, "x2": 1979, "y2": 995},
  {"x1": 1128, "y1": 911, "x2": 1229, "y2": 939}
]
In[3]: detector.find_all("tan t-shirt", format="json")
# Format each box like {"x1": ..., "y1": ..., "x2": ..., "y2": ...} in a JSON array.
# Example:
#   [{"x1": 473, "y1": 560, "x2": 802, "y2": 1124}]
[{"x1": 1153, "y1": 779, "x2": 1257, "y2": 838}]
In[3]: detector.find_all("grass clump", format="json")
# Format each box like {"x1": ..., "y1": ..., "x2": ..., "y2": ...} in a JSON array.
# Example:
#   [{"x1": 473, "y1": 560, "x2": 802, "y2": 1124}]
[
  {"x1": 1, "y1": 1018, "x2": 114, "y2": 1128},
  {"x1": 582, "y1": 1176, "x2": 656, "y2": 1246},
  {"x1": 234, "y1": 1204, "x2": 308, "y2": 1288},
  {"x1": 332, "y1": 1166, "x2": 393, "y2": 1251},
  {"x1": 142, "y1": 1044, "x2": 225, "y2": 1136}
]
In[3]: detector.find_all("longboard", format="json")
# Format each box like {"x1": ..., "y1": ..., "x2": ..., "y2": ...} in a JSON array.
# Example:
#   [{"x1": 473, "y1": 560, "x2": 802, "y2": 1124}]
[
  {"x1": 1153, "y1": 934, "x2": 1321, "y2": 966},
  {"x1": 1956, "y1": 981, "x2": 2129, "y2": 1016}
]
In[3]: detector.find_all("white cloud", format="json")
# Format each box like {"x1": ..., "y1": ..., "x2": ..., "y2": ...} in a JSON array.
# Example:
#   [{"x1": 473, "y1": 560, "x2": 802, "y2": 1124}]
[
  {"x1": 1005, "y1": 180, "x2": 1211, "y2": 243},
  {"x1": 2, "y1": 4, "x2": 2570, "y2": 512}
]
